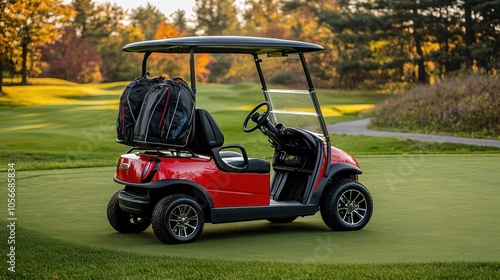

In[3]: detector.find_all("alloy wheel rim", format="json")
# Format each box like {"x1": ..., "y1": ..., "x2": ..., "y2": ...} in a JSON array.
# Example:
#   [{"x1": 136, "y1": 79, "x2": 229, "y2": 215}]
[
  {"x1": 168, "y1": 204, "x2": 199, "y2": 239},
  {"x1": 336, "y1": 189, "x2": 367, "y2": 225}
]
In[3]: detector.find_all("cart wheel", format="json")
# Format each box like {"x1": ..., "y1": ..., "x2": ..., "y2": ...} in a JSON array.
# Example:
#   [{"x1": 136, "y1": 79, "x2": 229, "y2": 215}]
[
  {"x1": 320, "y1": 179, "x2": 373, "y2": 231},
  {"x1": 152, "y1": 194, "x2": 204, "y2": 244},
  {"x1": 267, "y1": 216, "x2": 297, "y2": 224},
  {"x1": 107, "y1": 191, "x2": 151, "y2": 233}
]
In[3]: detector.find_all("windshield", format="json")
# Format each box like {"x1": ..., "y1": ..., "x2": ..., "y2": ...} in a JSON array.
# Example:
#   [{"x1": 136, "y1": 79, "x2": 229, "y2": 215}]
[
  {"x1": 259, "y1": 56, "x2": 326, "y2": 137},
  {"x1": 266, "y1": 89, "x2": 324, "y2": 136}
]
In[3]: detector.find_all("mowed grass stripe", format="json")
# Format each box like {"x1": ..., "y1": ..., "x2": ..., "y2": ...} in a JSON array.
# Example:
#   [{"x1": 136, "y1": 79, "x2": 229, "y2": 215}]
[
  {"x1": 0, "y1": 226, "x2": 497, "y2": 279},
  {"x1": 1, "y1": 226, "x2": 498, "y2": 279}
]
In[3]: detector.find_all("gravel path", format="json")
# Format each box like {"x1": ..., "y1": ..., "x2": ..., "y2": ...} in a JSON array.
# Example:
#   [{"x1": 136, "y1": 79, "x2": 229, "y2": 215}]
[{"x1": 327, "y1": 118, "x2": 500, "y2": 148}]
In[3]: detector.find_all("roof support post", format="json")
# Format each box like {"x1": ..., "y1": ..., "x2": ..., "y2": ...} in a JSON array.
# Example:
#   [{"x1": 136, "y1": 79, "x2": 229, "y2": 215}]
[
  {"x1": 253, "y1": 54, "x2": 267, "y2": 91},
  {"x1": 299, "y1": 52, "x2": 331, "y2": 177},
  {"x1": 141, "y1": 51, "x2": 152, "y2": 77},
  {"x1": 189, "y1": 47, "x2": 196, "y2": 95}
]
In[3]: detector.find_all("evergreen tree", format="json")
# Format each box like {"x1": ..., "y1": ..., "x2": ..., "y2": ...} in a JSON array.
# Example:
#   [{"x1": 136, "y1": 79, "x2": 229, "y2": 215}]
[
  {"x1": 244, "y1": 0, "x2": 283, "y2": 37},
  {"x1": 194, "y1": 0, "x2": 240, "y2": 82},
  {"x1": 99, "y1": 24, "x2": 145, "y2": 81},
  {"x1": 131, "y1": 4, "x2": 166, "y2": 40},
  {"x1": 72, "y1": 0, "x2": 94, "y2": 38},
  {"x1": 465, "y1": 0, "x2": 500, "y2": 72},
  {"x1": 170, "y1": 10, "x2": 189, "y2": 35},
  {"x1": 302, "y1": 0, "x2": 454, "y2": 86},
  {"x1": 194, "y1": 0, "x2": 240, "y2": 35}
]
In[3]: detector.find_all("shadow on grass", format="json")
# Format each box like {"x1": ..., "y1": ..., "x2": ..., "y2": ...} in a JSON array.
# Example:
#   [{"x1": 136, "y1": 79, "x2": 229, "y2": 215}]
[{"x1": 198, "y1": 220, "x2": 330, "y2": 242}]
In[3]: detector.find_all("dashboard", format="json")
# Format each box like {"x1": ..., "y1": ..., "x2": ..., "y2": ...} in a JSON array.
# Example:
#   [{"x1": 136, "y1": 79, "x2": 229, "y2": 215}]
[{"x1": 273, "y1": 128, "x2": 318, "y2": 172}]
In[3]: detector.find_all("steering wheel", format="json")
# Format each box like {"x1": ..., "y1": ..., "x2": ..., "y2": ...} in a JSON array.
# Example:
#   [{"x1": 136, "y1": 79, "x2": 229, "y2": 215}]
[{"x1": 243, "y1": 101, "x2": 271, "y2": 133}]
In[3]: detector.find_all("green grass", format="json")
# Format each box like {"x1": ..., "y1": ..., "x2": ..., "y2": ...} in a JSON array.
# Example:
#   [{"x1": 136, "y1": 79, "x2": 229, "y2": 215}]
[
  {"x1": 1, "y1": 79, "x2": 500, "y2": 278},
  {"x1": 1, "y1": 79, "x2": 498, "y2": 171},
  {"x1": 1, "y1": 228, "x2": 498, "y2": 279},
  {"x1": 4, "y1": 155, "x2": 500, "y2": 262},
  {"x1": 1, "y1": 155, "x2": 500, "y2": 278}
]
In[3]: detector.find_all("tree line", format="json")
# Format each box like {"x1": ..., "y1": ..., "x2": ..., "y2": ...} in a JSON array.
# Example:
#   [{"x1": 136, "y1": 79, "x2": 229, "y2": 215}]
[{"x1": 1, "y1": 0, "x2": 498, "y2": 93}]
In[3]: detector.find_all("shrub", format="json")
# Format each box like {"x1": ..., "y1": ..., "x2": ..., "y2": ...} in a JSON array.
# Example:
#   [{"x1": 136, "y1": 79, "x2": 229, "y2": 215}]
[
  {"x1": 269, "y1": 70, "x2": 295, "y2": 85},
  {"x1": 371, "y1": 75, "x2": 500, "y2": 138}
]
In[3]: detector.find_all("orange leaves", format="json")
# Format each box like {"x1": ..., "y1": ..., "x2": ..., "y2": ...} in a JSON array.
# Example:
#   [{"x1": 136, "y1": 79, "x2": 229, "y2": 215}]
[
  {"x1": 155, "y1": 22, "x2": 183, "y2": 40},
  {"x1": 149, "y1": 23, "x2": 212, "y2": 82}
]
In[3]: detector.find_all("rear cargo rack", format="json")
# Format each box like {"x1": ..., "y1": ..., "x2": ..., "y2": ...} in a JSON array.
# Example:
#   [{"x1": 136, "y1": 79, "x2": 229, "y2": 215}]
[{"x1": 125, "y1": 147, "x2": 196, "y2": 158}]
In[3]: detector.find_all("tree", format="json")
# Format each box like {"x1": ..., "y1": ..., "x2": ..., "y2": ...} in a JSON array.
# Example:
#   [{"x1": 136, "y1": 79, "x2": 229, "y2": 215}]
[
  {"x1": 130, "y1": 3, "x2": 166, "y2": 40},
  {"x1": 194, "y1": 0, "x2": 240, "y2": 36},
  {"x1": 170, "y1": 10, "x2": 190, "y2": 35},
  {"x1": 151, "y1": 22, "x2": 211, "y2": 82},
  {"x1": 244, "y1": 0, "x2": 286, "y2": 37},
  {"x1": 2, "y1": 0, "x2": 73, "y2": 85},
  {"x1": 305, "y1": 0, "x2": 394, "y2": 88},
  {"x1": 194, "y1": 0, "x2": 240, "y2": 82},
  {"x1": 72, "y1": 0, "x2": 94, "y2": 38},
  {"x1": 41, "y1": 27, "x2": 103, "y2": 83},
  {"x1": 425, "y1": 2, "x2": 463, "y2": 76},
  {"x1": 282, "y1": 1, "x2": 336, "y2": 87},
  {"x1": 0, "y1": 0, "x2": 17, "y2": 93},
  {"x1": 299, "y1": 0, "x2": 453, "y2": 87},
  {"x1": 464, "y1": 0, "x2": 500, "y2": 73},
  {"x1": 85, "y1": 3, "x2": 132, "y2": 81},
  {"x1": 99, "y1": 23, "x2": 145, "y2": 81},
  {"x1": 67, "y1": 1, "x2": 143, "y2": 81},
  {"x1": 84, "y1": 2, "x2": 126, "y2": 46}
]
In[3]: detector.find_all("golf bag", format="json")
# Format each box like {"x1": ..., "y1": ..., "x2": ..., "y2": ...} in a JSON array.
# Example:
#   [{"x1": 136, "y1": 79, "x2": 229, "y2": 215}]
[
  {"x1": 116, "y1": 76, "x2": 164, "y2": 145},
  {"x1": 132, "y1": 78, "x2": 195, "y2": 148}
]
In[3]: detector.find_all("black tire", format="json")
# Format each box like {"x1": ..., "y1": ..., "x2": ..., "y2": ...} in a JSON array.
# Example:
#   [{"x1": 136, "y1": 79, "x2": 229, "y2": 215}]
[
  {"x1": 267, "y1": 216, "x2": 298, "y2": 224},
  {"x1": 107, "y1": 191, "x2": 151, "y2": 233},
  {"x1": 151, "y1": 194, "x2": 204, "y2": 244},
  {"x1": 320, "y1": 179, "x2": 373, "y2": 231}
]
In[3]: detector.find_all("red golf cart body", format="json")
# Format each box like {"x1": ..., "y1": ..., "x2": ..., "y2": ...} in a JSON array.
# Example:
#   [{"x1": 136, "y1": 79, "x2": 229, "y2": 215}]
[{"x1": 107, "y1": 36, "x2": 372, "y2": 244}]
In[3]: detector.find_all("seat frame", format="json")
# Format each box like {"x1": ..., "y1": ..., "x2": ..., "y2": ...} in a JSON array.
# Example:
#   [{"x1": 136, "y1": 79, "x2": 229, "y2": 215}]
[{"x1": 188, "y1": 109, "x2": 270, "y2": 173}]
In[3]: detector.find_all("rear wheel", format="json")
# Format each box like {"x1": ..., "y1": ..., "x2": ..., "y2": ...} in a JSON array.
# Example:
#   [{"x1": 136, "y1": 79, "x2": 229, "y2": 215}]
[
  {"x1": 320, "y1": 179, "x2": 373, "y2": 231},
  {"x1": 107, "y1": 191, "x2": 151, "y2": 233},
  {"x1": 152, "y1": 194, "x2": 204, "y2": 244}
]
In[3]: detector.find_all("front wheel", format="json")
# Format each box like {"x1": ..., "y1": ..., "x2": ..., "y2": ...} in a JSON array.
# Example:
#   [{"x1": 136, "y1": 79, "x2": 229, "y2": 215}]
[
  {"x1": 320, "y1": 179, "x2": 373, "y2": 231},
  {"x1": 107, "y1": 191, "x2": 151, "y2": 233},
  {"x1": 151, "y1": 194, "x2": 204, "y2": 244}
]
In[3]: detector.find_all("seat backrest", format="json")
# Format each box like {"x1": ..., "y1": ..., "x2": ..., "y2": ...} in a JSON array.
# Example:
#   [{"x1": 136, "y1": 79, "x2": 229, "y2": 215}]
[{"x1": 187, "y1": 109, "x2": 224, "y2": 155}]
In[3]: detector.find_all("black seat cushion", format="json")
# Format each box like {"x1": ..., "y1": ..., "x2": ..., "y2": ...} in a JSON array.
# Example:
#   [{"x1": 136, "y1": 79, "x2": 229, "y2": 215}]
[
  {"x1": 188, "y1": 109, "x2": 224, "y2": 155},
  {"x1": 188, "y1": 109, "x2": 270, "y2": 174}
]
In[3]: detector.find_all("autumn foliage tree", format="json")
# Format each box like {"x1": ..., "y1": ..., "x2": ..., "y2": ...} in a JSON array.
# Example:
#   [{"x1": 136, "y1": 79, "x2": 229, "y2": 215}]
[
  {"x1": 1, "y1": 0, "x2": 73, "y2": 85},
  {"x1": 2, "y1": 0, "x2": 498, "y2": 89},
  {"x1": 150, "y1": 22, "x2": 212, "y2": 82},
  {"x1": 41, "y1": 27, "x2": 103, "y2": 83}
]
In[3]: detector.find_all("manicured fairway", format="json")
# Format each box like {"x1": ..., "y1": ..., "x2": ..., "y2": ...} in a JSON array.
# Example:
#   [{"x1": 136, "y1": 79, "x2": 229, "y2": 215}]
[
  {"x1": 1, "y1": 80, "x2": 499, "y2": 278},
  {"x1": 4, "y1": 154, "x2": 499, "y2": 264}
]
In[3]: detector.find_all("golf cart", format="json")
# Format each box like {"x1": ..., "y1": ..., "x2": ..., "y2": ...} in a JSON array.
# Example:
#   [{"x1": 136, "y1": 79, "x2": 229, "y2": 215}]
[{"x1": 107, "y1": 36, "x2": 373, "y2": 244}]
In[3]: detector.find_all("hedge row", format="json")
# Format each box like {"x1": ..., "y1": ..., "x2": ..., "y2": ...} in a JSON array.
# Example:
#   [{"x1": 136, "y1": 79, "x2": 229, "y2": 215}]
[{"x1": 371, "y1": 75, "x2": 500, "y2": 138}]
